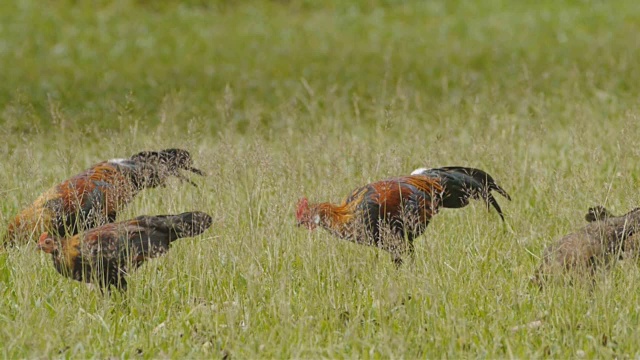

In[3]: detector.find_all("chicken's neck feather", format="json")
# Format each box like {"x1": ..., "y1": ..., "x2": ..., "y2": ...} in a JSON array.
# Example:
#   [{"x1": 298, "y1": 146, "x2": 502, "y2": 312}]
[{"x1": 313, "y1": 201, "x2": 361, "y2": 239}]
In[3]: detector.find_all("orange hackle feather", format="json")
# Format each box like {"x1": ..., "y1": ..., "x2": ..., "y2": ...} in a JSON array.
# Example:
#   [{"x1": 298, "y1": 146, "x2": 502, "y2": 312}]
[{"x1": 296, "y1": 186, "x2": 367, "y2": 233}]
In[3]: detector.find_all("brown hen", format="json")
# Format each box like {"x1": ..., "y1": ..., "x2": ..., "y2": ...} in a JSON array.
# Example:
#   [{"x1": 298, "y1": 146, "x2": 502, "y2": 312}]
[
  {"x1": 533, "y1": 206, "x2": 640, "y2": 286},
  {"x1": 38, "y1": 211, "x2": 212, "y2": 291}
]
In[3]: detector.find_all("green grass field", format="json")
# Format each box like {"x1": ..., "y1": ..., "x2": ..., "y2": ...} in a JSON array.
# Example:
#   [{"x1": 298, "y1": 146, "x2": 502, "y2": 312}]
[{"x1": 2, "y1": 0, "x2": 640, "y2": 357}]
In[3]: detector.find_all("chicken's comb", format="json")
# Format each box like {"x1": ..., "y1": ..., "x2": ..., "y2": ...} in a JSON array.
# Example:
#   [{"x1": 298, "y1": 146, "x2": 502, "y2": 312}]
[{"x1": 296, "y1": 198, "x2": 309, "y2": 220}]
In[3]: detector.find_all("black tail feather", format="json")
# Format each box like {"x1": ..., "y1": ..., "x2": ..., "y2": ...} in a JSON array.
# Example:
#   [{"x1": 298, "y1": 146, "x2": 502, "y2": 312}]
[
  {"x1": 485, "y1": 193, "x2": 506, "y2": 221},
  {"x1": 131, "y1": 148, "x2": 205, "y2": 176},
  {"x1": 169, "y1": 211, "x2": 213, "y2": 239},
  {"x1": 176, "y1": 172, "x2": 199, "y2": 187},
  {"x1": 186, "y1": 166, "x2": 205, "y2": 176},
  {"x1": 436, "y1": 166, "x2": 511, "y2": 201},
  {"x1": 127, "y1": 148, "x2": 205, "y2": 189},
  {"x1": 135, "y1": 211, "x2": 213, "y2": 240},
  {"x1": 414, "y1": 166, "x2": 511, "y2": 221}
]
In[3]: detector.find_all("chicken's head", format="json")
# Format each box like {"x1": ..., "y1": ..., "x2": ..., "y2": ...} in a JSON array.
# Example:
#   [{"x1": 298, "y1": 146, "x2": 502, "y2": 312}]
[
  {"x1": 296, "y1": 197, "x2": 320, "y2": 230},
  {"x1": 37, "y1": 232, "x2": 59, "y2": 254}
]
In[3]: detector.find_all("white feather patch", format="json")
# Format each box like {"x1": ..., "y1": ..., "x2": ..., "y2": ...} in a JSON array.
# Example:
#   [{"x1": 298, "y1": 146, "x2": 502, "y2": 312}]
[
  {"x1": 108, "y1": 158, "x2": 129, "y2": 164},
  {"x1": 411, "y1": 167, "x2": 429, "y2": 175}
]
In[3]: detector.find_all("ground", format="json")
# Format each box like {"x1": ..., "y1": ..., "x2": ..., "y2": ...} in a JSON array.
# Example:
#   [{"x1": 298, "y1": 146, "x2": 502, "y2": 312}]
[{"x1": 1, "y1": 0, "x2": 640, "y2": 357}]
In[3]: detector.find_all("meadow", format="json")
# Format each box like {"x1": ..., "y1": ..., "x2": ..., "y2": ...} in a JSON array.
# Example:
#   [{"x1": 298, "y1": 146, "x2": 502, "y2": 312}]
[{"x1": 1, "y1": 0, "x2": 640, "y2": 357}]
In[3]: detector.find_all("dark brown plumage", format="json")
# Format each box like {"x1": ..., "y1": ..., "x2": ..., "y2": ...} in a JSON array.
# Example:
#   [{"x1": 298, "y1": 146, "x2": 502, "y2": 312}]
[
  {"x1": 296, "y1": 166, "x2": 510, "y2": 264},
  {"x1": 4, "y1": 149, "x2": 204, "y2": 246},
  {"x1": 533, "y1": 206, "x2": 640, "y2": 286},
  {"x1": 37, "y1": 211, "x2": 212, "y2": 291}
]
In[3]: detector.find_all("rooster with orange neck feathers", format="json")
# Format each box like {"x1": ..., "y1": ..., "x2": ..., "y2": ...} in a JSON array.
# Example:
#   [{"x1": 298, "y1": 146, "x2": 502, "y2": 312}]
[
  {"x1": 296, "y1": 166, "x2": 511, "y2": 264},
  {"x1": 3, "y1": 149, "x2": 204, "y2": 246}
]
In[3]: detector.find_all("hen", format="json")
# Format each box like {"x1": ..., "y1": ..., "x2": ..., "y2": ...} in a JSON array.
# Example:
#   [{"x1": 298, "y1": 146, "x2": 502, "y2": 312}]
[
  {"x1": 4, "y1": 148, "x2": 204, "y2": 246},
  {"x1": 533, "y1": 205, "x2": 640, "y2": 286},
  {"x1": 296, "y1": 166, "x2": 510, "y2": 264},
  {"x1": 37, "y1": 211, "x2": 212, "y2": 290}
]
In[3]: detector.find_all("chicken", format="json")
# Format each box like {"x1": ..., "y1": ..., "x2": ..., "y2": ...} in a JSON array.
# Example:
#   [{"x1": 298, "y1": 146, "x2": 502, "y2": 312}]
[
  {"x1": 296, "y1": 166, "x2": 510, "y2": 264},
  {"x1": 583, "y1": 205, "x2": 631, "y2": 223},
  {"x1": 3, "y1": 149, "x2": 204, "y2": 246},
  {"x1": 37, "y1": 211, "x2": 212, "y2": 291},
  {"x1": 533, "y1": 206, "x2": 640, "y2": 286}
]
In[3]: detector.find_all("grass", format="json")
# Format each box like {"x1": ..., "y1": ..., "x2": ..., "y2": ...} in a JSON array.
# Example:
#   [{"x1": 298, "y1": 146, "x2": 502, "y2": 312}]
[{"x1": 1, "y1": 0, "x2": 640, "y2": 357}]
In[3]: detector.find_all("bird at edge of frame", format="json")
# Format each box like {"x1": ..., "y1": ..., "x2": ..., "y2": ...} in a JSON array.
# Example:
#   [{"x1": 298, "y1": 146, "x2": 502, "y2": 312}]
[
  {"x1": 3, "y1": 148, "x2": 205, "y2": 247},
  {"x1": 532, "y1": 205, "x2": 640, "y2": 288},
  {"x1": 37, "y1": 211, "x2": 213, "y2": 292},
  {"x1": 295, "y1": 166, "x2": 511, "y2": 265}
]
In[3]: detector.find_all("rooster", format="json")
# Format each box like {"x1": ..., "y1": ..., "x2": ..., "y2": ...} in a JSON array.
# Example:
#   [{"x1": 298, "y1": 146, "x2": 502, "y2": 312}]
[
  {"x1": 296, "y1": 166, "x2": 510, "y2": 264},
  {"x1": 533, "y1": 206, "x2": 640, "y2": 286},
  {"x1": 37, "y1": 211, "x2": 212, "y2": 290},
  {"x1": 4, "y1": 149, "x2": 204, "y2": 246}
]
